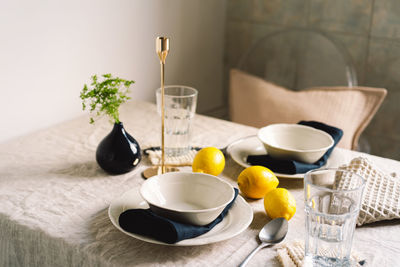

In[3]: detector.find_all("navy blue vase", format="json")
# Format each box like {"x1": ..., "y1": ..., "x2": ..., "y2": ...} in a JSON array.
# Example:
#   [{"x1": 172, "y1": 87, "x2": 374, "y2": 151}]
[{"x1": 96, "y1": 122, "x2": 141, "y2": 174}]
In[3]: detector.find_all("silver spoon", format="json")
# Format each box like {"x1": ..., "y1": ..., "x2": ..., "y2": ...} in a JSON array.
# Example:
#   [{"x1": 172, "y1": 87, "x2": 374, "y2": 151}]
[{"x1": 239, "y1": 217, "x2": 288, "y2": 267}]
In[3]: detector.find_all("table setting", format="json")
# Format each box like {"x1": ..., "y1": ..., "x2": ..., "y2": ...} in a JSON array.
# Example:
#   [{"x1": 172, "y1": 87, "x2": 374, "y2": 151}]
[{"x1": 1, "y1": 37, "x2": 400, "y2": 267}]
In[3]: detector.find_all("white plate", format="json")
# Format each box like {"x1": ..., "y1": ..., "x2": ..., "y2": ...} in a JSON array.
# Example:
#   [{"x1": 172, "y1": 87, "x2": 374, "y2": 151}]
[
  {"x1": 227, "y1": 135, "x2": 332, "y2": 179},
  {"x1": 108, "y1": 186, "x2": 253, "y2": 246}
]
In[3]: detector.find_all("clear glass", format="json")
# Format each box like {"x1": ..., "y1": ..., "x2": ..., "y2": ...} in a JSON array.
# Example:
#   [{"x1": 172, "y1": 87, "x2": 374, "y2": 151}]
[
  {"x1": 304, "y1": 168, "x2": 365, "y2": 267},
  {"x1": 156, "y1": 85, "x2": 198, "y2": 157}
]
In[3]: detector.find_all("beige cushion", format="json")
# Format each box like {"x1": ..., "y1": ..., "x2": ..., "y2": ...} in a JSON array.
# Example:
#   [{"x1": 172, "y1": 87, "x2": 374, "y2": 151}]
[{"x1": 229, "y1": 69, "x2": 387, "y2": 150}]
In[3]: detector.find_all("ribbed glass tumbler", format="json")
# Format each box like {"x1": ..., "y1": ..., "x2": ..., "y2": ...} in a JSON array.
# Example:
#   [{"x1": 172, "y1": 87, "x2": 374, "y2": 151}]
[{"x1": 304, "y1": 168, "x2": 365, "y2": 267}]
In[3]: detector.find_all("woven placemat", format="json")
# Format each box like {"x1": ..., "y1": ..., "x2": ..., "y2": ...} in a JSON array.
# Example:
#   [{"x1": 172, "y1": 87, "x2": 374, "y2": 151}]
[
  {"x1": 143, "y1": 147, "x2": 201, "y2": 166},
  {"x1": 276, "y1": 240, "x2": 364, "y2": 267},
  {"x1": 337, "y1": 157, "x2": 400, "y2": 226}
]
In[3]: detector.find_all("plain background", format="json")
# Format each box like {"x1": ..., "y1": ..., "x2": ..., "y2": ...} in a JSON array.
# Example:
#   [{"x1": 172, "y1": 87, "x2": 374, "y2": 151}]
[{"x1": 0, "y1": 0, "x2": 226, "y2": 143}]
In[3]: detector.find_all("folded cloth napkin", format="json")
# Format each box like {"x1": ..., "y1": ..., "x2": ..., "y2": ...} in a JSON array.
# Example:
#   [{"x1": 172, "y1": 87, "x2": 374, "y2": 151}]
[
  {"x1": 143, "y1": 146, "x2": 201, "y2": 166},
  {"x1": 337, "y1": 157, "x2": 400, "y2": 226},
  {"x1": 119, "y1": 188, "x2": 239, "y2": 244},
  {"x1": 246, "y1": 121, "x2": 343, "y2": 174},
  {"x1": 276, "y1": 240, "x2": 364, "y2": 267}
]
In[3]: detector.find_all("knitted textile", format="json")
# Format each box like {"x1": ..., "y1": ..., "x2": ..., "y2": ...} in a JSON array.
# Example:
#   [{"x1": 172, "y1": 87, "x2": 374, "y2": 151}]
[
  {"x1": 338, "y1": 157, "x2": 400, "y2": 226},
  {"x1": 276, "y1": 240, "x2": 363, "y2": 267},
  {"x1": 143, "y1": 147, "x2": 199, "y2": 166}
]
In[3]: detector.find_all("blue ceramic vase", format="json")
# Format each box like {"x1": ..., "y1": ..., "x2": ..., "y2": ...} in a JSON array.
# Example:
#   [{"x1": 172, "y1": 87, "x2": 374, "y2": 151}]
[{"x1": 96, "y1": 122, "x2": 141, "y2": 174}]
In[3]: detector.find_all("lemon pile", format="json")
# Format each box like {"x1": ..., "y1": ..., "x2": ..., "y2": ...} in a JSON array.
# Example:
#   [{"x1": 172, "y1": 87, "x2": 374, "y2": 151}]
[
  {"x1": 237, "y1": 165, "x2": 296, "y2": 221},
  {"x1": 191, "y1": 148, "x2": 296, "y2": 221}
]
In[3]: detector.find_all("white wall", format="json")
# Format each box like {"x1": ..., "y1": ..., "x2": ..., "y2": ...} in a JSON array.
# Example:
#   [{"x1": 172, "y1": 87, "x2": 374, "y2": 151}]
[{"x1": 0, "y1": 0, "x2": 226, "y2": 142}]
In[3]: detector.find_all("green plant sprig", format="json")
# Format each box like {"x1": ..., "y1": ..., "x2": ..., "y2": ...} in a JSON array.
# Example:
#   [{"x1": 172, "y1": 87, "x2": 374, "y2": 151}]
[{"x1": 80, "y1": 74, "x2": 135, "y2": 124}]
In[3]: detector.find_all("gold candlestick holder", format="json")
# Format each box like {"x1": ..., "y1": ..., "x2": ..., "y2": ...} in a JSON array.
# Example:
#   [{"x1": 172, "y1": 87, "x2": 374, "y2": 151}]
[
  {"x1": 143, "y1": 37, "x2": 179, "y2": 179},
  {"x1": 157, "y1": 36, "x2": 168, "y2": 174}
]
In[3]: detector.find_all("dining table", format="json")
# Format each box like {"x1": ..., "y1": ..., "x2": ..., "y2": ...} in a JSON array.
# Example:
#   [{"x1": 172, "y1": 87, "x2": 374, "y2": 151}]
[{"x1": 1, "y1": 100, "x2": 400, "y2": 267}]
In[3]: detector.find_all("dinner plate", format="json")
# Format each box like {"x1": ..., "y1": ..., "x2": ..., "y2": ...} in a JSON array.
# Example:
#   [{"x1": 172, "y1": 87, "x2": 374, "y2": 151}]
[
  {"x1": 226, "y1": 135, "x2": 332, "y2": 179},
  {"x1": 108, "y1": 186, "x2": 253, "y2": 246}
]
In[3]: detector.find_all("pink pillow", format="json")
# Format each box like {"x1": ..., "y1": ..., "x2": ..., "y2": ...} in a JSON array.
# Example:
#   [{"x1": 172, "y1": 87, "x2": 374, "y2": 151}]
[{"x1": 229, "y1": 69, "x2": 387, "y2": 150}]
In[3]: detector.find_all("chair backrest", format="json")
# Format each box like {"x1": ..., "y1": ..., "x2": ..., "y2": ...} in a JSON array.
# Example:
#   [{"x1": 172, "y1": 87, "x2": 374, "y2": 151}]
[
  {"x1": 237, "y1": 28, "x2": 358, "y2": 90},
  {"x1": 229, "y1": 69, "x2": 387, "y2": 150}
]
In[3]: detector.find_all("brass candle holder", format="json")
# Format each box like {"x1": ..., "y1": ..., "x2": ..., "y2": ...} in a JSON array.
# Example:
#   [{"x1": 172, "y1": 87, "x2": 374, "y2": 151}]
[
  {"x1": 157, "y1": 36, "x2": 168, "y2": 174},
  {"x1": 142, "y1": 37, "x2": 179, "y2": 179}
]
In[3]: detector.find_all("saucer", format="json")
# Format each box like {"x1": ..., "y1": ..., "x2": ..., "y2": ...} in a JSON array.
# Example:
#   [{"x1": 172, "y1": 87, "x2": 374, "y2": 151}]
[
  {"x1": 226, "y1": 135, "x2": 331, "y2": 179},
  {"x1": 108, "y1": 186, "x2": 253, "y2": 246}
]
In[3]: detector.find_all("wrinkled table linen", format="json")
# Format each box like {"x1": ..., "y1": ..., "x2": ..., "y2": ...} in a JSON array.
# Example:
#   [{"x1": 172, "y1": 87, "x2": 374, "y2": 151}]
[{"x1": 1, "y1": 101, "x2": 400, "y2": 267}]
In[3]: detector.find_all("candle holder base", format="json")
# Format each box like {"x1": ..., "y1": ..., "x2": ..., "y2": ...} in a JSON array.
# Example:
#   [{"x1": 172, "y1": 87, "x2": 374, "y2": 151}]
[{"x1": 142, "y1": 166, "x2": 179, "y2": 179}]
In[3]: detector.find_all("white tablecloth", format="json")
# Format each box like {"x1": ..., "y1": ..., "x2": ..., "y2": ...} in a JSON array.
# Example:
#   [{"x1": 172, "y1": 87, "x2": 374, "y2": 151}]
[{"x1": 1, "y1": 101, "x2": 399, "y2": 266}]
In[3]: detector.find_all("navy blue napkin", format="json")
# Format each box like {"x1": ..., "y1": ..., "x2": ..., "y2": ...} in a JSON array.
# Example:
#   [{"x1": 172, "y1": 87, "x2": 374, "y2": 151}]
[
  {"x1": 118, "y1": 188, "x2": 239, "y2": 244},
  {"x1": 246, "y1": 121, "x2": 343, "y2": 174}
]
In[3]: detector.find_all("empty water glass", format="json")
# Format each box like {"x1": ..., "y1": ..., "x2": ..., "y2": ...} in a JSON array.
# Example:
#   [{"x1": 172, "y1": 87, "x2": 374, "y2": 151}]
[
  {"x1": 156, "y1": 85, "x2": 198, "y2": 157},
  {"x1": 304, "y1": 168, "x2": 365, "y2": 267}
]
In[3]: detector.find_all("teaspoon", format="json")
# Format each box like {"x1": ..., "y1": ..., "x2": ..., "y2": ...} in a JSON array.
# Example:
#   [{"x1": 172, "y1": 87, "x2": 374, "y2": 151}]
[{"x1": 239, "y1": 217, "x2": 288, "y2": 267}]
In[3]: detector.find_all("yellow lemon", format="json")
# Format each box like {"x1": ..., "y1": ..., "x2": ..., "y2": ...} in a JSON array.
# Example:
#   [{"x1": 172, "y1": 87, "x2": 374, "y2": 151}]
[
  {"x1": 192, "y1": 147, "x2": 225, "y2": 176},
  {"x1": 264, "y1": 188, "x2": 296, "y2": 221},
  {"x1": 237, "y1": 166, "x2": 279, "y2": 199}
]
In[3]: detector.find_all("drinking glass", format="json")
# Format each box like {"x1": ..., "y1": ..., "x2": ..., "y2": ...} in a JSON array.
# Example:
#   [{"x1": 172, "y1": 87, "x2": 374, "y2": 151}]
[
  {"x1": 156, "y1": 85, "x2": 198, "y2": 157},
  {"x1": 304, "y1": 168, "x2": 365, "y2": 267}
]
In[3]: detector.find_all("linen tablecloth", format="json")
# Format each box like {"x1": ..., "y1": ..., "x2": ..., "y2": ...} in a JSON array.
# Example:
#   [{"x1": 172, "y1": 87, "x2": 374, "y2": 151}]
[{"x1": 1, "y1": 101, "x2": 400, "y2": 266}]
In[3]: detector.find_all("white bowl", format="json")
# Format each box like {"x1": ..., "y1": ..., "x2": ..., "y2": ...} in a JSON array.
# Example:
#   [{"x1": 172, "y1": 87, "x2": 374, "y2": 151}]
[
  {"x1": 257, "y1": 123, "x2": 334, "y2": 164},
  {"x1": 140, "y1": 172, "x2": 235, "y2": 226}
]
